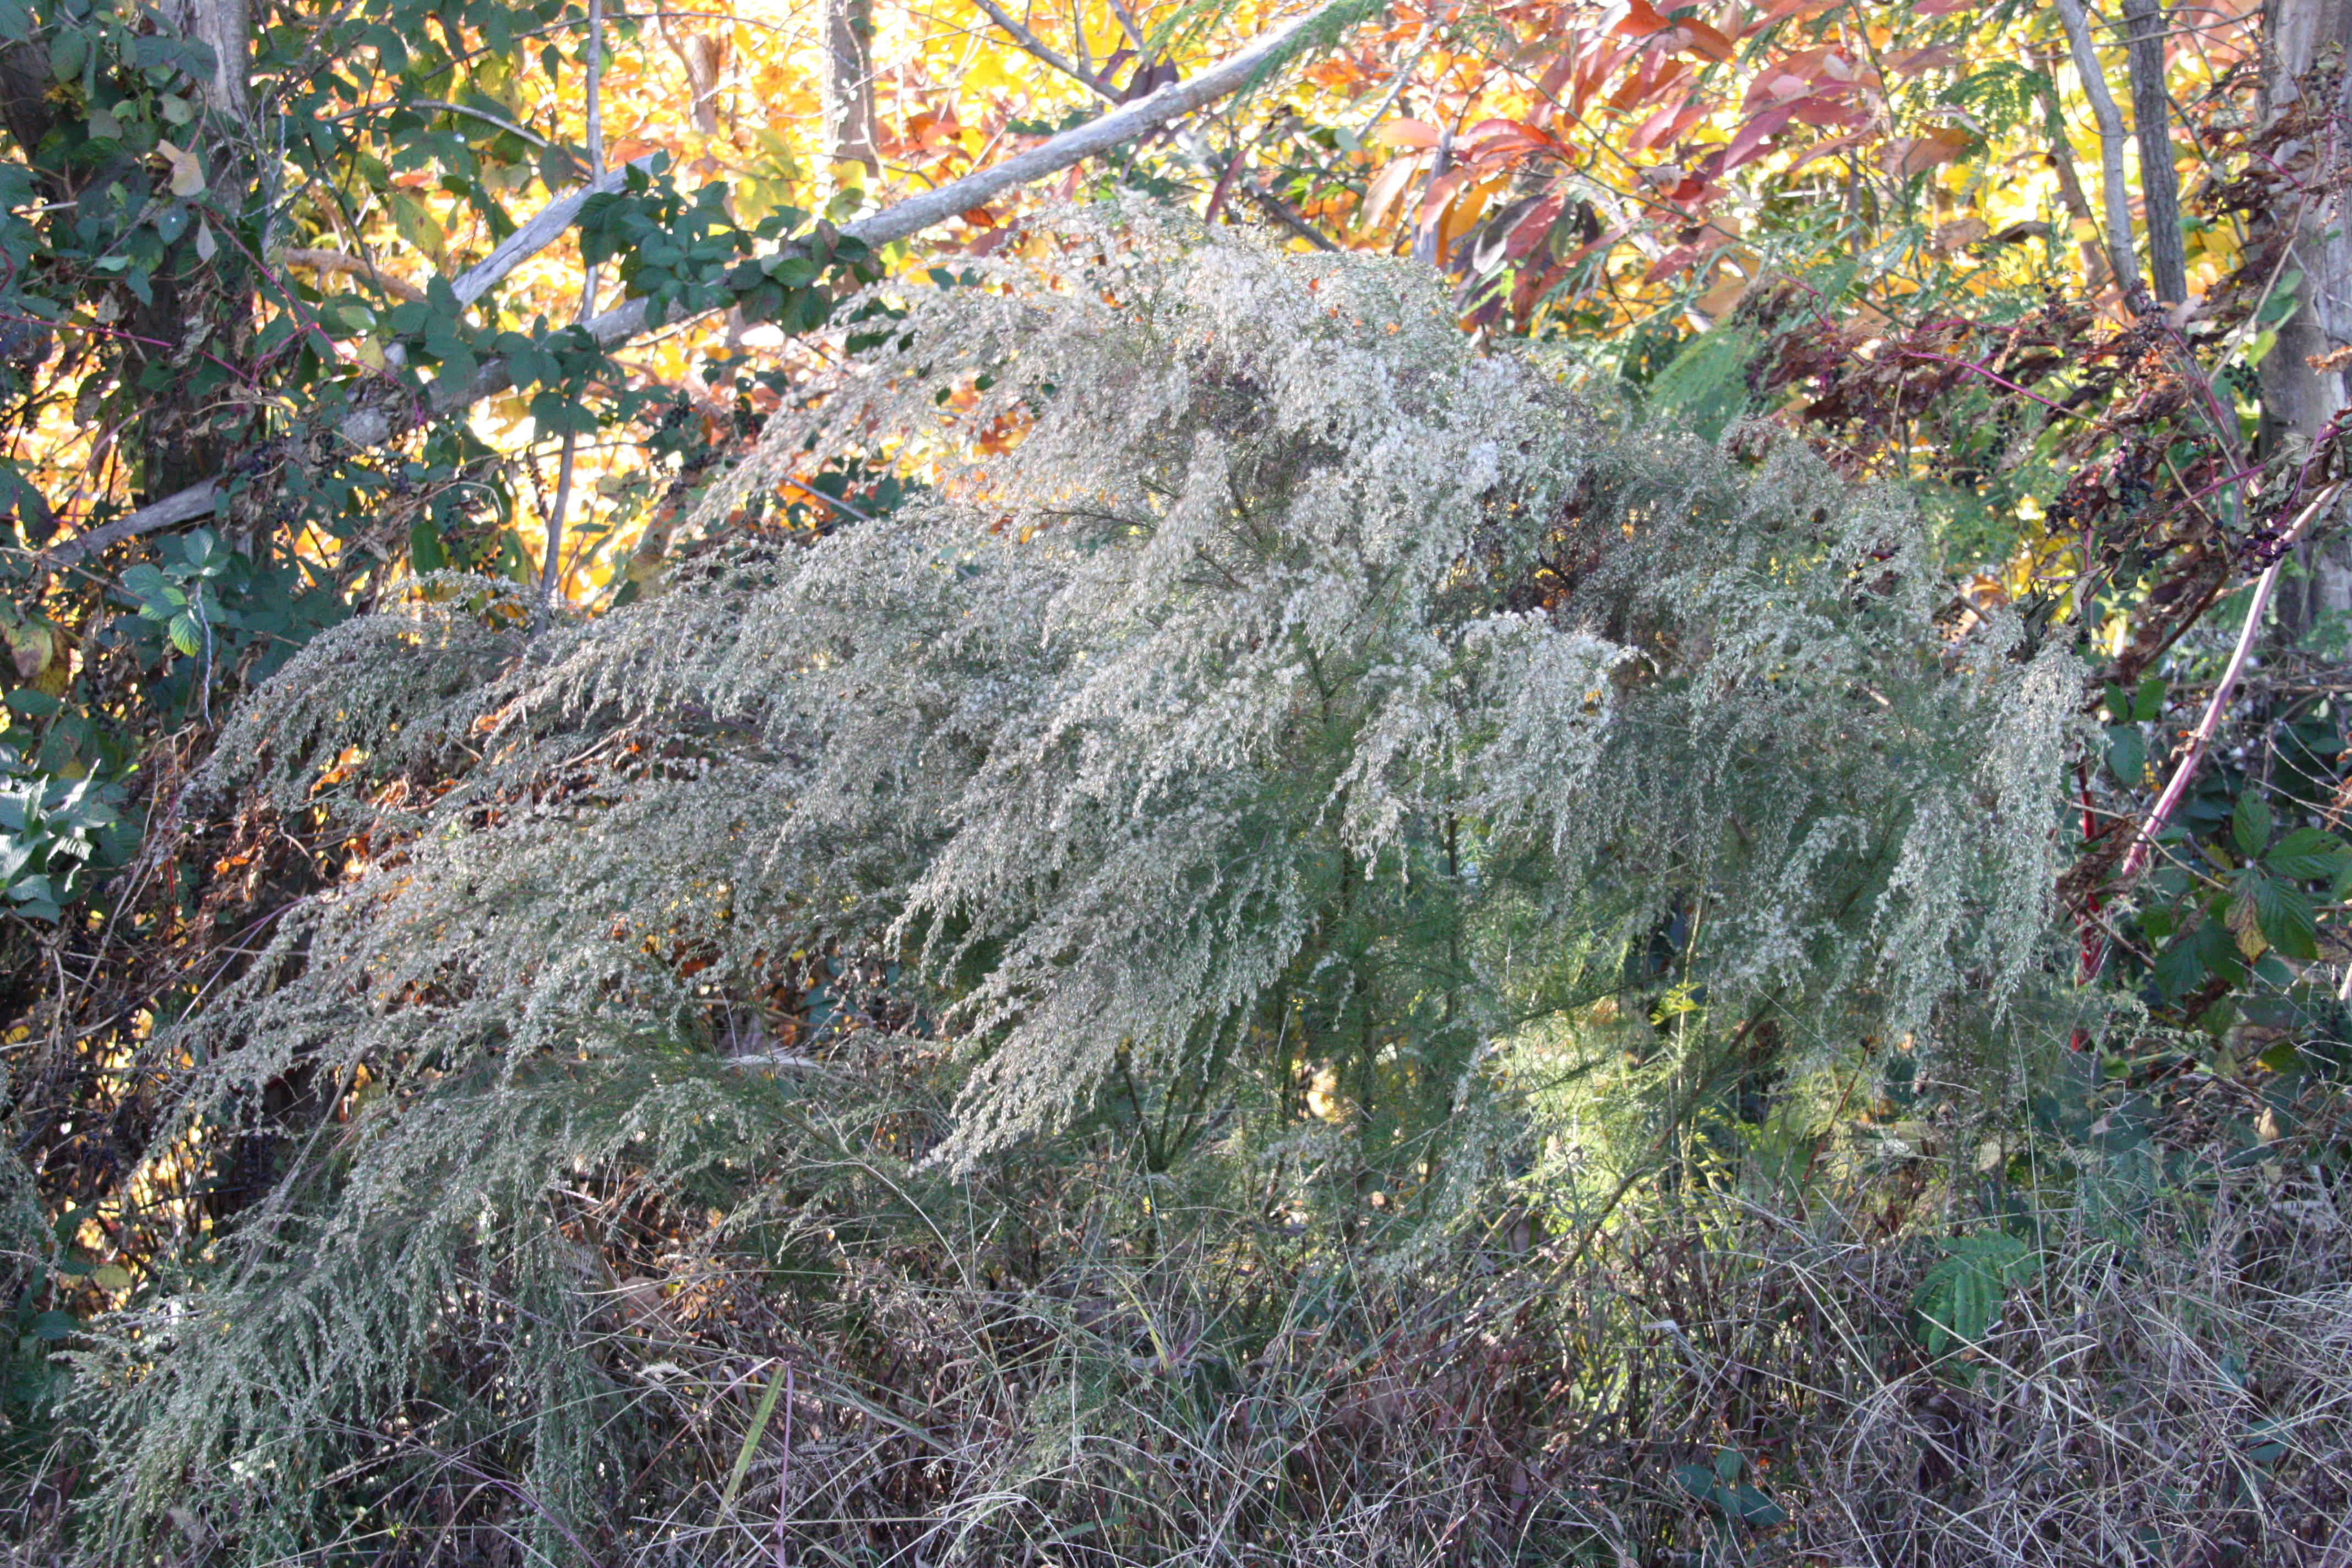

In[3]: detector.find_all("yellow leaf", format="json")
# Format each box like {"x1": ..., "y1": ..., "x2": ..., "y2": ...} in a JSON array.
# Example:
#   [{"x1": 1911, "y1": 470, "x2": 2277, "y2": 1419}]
[{"x1": 155, "y1": 137, "x2": 205, "y2": 198}]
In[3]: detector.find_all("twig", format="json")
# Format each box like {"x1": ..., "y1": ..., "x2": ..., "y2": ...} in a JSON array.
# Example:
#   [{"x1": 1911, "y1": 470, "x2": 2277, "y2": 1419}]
[
  {"x1": 2115, "y1": 482, "x2": 2346, "y2": 888},
  {"x1": 964, "y1": 0, "x2": 1338, "y2": 247}
]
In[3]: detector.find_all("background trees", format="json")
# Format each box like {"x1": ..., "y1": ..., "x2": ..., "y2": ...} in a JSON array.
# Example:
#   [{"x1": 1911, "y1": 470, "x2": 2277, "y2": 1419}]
[{"x1": 4, "y1": 1, "x2": 2352, "y2": 1562}]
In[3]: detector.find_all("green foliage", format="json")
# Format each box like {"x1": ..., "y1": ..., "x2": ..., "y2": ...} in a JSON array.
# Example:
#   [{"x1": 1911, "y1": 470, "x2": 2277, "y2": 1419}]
[
  {"x1": 0, "y1": 745, "x2": 125, "y2": 921},
  {"x1": 1910, "y1": 1229, "x2": 2043, "y2": 1362}
]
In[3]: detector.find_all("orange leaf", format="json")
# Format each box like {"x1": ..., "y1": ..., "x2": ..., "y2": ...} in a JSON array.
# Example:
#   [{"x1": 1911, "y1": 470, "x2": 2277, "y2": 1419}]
[
  {"x1": 1374, "y1": 118, "x2": 1443, "y2": 149},
  {"x1": 1881, "y1": 125, "x2": 1974, "y2": 176},
  {"x1": 1611, "y1": 0, "x2": 1672, "y2": 37}
]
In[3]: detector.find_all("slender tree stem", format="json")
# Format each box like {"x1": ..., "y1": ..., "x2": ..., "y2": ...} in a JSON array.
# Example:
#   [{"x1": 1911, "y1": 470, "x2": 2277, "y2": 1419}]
[
  {"x1": 2054, "y1": 0, "x2": 2147, "y2": 311},
  {"x1": 541, "y1": 0, "x2": 603, "y2": 619}
]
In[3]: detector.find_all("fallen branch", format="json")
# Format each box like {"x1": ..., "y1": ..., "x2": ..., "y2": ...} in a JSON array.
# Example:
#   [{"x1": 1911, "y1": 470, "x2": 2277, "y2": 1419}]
[{"x1": 30, "y1": 0, "x2": 1355, "y2": 577}]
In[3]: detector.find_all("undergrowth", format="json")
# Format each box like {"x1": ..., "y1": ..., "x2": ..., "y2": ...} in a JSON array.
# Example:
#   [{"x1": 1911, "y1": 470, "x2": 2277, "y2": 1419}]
[
  {"x1": 4, "y1": 211, "x2": 2348, "y2": 1566},
  {"x1": 12, "y1": 1035, "x2": 2350, "y2": 1565}
]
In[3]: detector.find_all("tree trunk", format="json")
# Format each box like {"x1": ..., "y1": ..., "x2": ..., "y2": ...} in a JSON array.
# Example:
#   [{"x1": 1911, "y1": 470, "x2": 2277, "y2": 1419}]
[
  {"x1": 138, "y1": 0, "x2": 255, "y2": 503},
  {"x1": 2260, "y1": 0, "x2": 2352, "y2": 640},
  {"x1": 821, "y1": 0, "x2": 880, "y2": 182},
  {"x1": 658, "y1": 18, "x2": 730, "y2": 136},
  {"x1": 162, "y1": 0, "x2": 249, "y2": 123},
  {"x1": 2123, "y1": 0, "x2": 2187, "y2": 307}
]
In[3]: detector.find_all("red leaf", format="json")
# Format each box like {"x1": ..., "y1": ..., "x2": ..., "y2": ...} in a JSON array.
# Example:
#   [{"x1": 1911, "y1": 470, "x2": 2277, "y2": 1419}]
[
  {"x1": 1504, "y1": 193, "x2": 1565, "y2": 258},
  {"x1": 1462, "y1": 117, "x2": 1555, "y2": 159},
  {"x1": 1672, "y1": 19, "x2": 1735, "y2": 61},
  {"x1": 1415, "y1": 166, "x2": 1472, "y2": 225},
  {"x1": 1645, "y1": 244, "x2": 1701, "y2": 282},
  {"x1": 1886, "y1": 46, "x2": 1960, "y2": 75},
  {"x1": 1723, "y1": 103, "x2": 1797, "y2": 171},
  {"x1": 1782, "y1": 128, "x2": 1870, "y2": 177},
  {"x1": 1788, "y1": 95, "x2": 1864, "y2": 128},
  {"x1": 1630, "y1": 96, "x2": 1710, "y2": 154}
]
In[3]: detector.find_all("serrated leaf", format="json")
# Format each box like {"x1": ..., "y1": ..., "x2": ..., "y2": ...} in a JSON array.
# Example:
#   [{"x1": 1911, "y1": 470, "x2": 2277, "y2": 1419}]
[
  {"x1": 2152, "y1": 935, "x2": 2203, "y2": 1001},
  {"x1": 166, "y1": 612, "x2": 202, "y2": 657},
  {"x1": 118, "y1": 564, "x2": 167, "y2": 599},
  {"x1": 2250, "y1": 873, "x2": 2320, "y2": 961},
  {"x1": 2266, "y1": 827, "x2": 2348, "y2": 880},
  {"x1": 47, "y1": 29, "x2": 84, "y2": 80},
  {"x1": 2234, "y1": 793, "x2": 2274, "y2": 858},
  {"x1": 2228, "y1": 889, "x2": 2267, "y2": 959},
  {"x1": 2106, "y1": 724, "x2": 2146, "y2": 788}
]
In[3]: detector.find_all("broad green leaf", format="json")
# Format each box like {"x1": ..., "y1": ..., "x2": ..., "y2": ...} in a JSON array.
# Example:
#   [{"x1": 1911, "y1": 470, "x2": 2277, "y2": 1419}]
[
  {"x1": 2152, "y1": 935, "x2": 2203, "y2": 1000},
  {"x1": 2250, "y1": 873, "x2": 2320, "y2": 961},
  {"x1": 2266, "y1": 827, "x2": 2348, "y2": 881},
  {"x1": 2106, "y1": 724, "x2": 2146, "y2": 788},
  {"x1": 2233, "y1": 792, "x2": 2274, "y2": 859},
  {"x1": 410, "y1": 519, "x2": 449, "y2": 573}
]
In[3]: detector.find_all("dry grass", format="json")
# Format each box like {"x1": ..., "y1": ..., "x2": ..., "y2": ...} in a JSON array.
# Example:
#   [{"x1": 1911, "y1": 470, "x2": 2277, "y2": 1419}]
[{"x1": 7, "y1": 1060, "x2": 2350, "y2": 1567}]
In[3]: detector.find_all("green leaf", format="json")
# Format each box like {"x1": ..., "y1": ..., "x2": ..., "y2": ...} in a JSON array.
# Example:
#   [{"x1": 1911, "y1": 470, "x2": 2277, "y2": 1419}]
[
  {"x1": 166, "y1": 612, "x2": 203, "y2": 658},
  {"x1": 1912, "y1": 1233, "x2": 2039, "y2": 1358},
  {"x1": 2249, "y1": 873, "x2": 2320, "y2": 962},
  {"x1": 2106, "y1": 724, "x2": 2146, "y2": 788},
  {"x1": 2152, "y1": 935, "x2": 2203, "y2": 1001},
  {"x1": 47, "y1": 29, "x2": 85, "y2": 81},
  {"x1": 118, "y1": 564, "x2": 168, "y2": 601},
  {"x1": 408, "y1": 519, "x2": 448, "y2": 573},
  {"x1": 2132, "y1": 676, "x2": 2166, "y2": 722},
  {"x1": 2233, "y1": 792, "x2": 2274, "y2": 859},
  {"x1": 2265, "y1": 827, "x2": 2348, "y2": 881}
]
